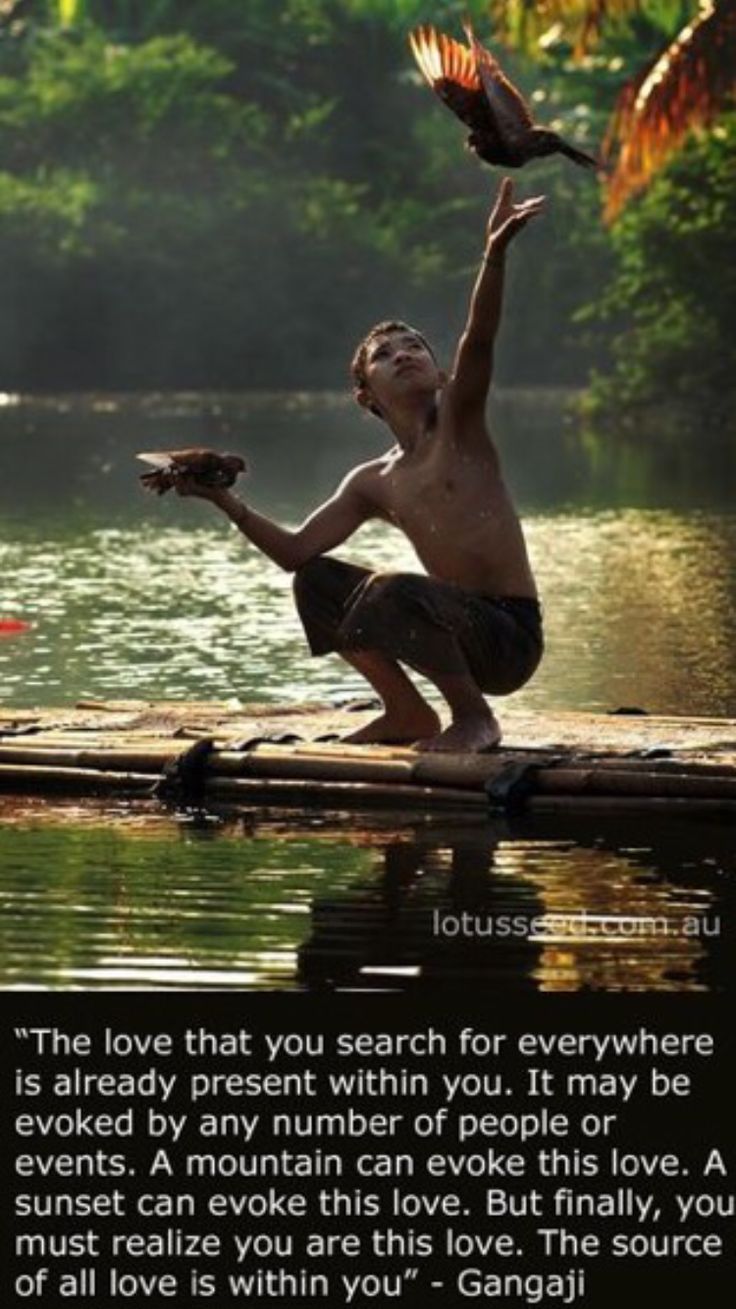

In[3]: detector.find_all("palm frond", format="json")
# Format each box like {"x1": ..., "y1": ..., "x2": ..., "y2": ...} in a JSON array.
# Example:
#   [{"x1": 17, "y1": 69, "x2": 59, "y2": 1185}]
[{"x1": 604, "y1": 0, "x2": 736, "y2": 219}]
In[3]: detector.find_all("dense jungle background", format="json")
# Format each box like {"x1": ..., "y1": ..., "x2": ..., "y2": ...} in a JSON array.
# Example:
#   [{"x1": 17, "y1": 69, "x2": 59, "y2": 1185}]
[{"x1": 0, "y1": 0, "x2": 733, "y2": 428}]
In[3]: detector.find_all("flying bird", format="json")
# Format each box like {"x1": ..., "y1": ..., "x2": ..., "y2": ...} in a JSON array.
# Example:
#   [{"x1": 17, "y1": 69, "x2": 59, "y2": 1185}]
[
  {"x1": 137, "y1": 448, "x2": 246, "y2": 496},
  {"x1": 409, "y1": 22, "x2": 599, "y2": 171}
]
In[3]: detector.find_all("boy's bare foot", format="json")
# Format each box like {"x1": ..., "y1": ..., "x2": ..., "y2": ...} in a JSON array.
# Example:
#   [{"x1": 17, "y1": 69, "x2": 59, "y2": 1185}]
[
  {"x1": 343, "y1": 706, "x2": 441, "y2": 745},
  {"x1": 415, "y1": 712, "x2": 502, "y2": 753}
]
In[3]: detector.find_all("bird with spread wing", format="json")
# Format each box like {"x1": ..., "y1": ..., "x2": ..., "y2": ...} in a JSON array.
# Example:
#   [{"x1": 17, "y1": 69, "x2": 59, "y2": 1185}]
[
  {"x1": 409, "y1": 21, "x2": 599, "y2": 171},
  {"x1": 137, "y1": 448, "x2": 246, "y2": 496}
]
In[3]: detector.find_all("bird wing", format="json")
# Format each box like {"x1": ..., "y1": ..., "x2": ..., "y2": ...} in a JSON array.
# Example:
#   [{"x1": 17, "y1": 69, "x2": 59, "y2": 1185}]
[
  {"x1": 409, "y1": 25, "x2": 492, "y2": 134},
  {"x1": 136, "y1": 448, "x2": 216, "y2": 469},
  {"x1": 462, "y1": 21, "x2": 534, "y2": 143},
  {"x1": 136, "y1": 451, "x2": 176, "y2": 469}
]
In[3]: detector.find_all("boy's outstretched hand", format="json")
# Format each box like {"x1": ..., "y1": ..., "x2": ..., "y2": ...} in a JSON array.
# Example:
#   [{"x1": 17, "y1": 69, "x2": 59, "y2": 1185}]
[
  {"x1": 174, "y1": 474, "x2": 224, "y2": 502},
  {"x1": 137, "y1": 448, "x2": 246, "y2": 499},
  {"x1": 486, "y1": 177, "x2": 545, "y2": 254}
]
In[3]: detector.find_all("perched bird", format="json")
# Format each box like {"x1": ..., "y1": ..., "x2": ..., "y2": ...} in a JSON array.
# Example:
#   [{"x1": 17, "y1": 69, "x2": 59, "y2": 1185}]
[
  {"x1": 409, "y1": 22, "x2": 599, "y2": 171},
  {"x1": 137, "y1": 448, "x2": 246, "y2": 496}
]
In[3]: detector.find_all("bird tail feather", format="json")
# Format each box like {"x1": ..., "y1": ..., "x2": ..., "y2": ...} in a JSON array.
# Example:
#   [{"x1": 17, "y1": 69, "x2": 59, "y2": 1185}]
[{"x1": 559, "y1": 142, "x2": 600, "y2": 170}]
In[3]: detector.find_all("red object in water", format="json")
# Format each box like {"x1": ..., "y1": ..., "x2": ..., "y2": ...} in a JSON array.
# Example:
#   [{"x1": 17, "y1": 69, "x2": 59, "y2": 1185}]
[{"x1": 0, "y1": 618, "x2": 31, "y2": 635}]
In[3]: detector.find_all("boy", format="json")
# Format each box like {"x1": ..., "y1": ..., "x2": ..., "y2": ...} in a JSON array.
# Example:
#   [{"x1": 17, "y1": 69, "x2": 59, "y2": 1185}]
[{"x1": 178, "y1": 178, "x2": 544, "y2": 752}]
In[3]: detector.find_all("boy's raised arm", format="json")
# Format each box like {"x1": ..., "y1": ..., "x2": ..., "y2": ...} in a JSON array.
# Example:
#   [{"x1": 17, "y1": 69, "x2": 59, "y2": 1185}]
[{"x1": 449, "y1": 178, "x2": 545, "y2": 422}]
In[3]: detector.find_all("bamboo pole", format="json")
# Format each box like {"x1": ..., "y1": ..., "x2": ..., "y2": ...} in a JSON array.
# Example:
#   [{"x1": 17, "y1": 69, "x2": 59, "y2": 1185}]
[
  {"x1": 0, "y1": 747, "x2": 181, "y2": 771},
  {"x1": 2, "y1": 745, "x2": 736, "y2": 805},
  {"x1": 261, "y1": 741, "x2": 419, "y2": 763},
  {"x1": 566, "y1": 756, "x2": 736, "y2": 778},
  {"x1": 528, "y1": 795, "x2": 736, "y2": 817},
  {"x1": 0, "y1": 745, "x2": 417, "y2": 784},
  {"x1": 412, "y1": 755, "x2": 520, "y2": 787},
  {"x1": 0, "y1": 765, "x2": 155, "y2": 793},
  {"x1": 0, "y1": 736, "x2": 187, "y2": 749},
  {"x1": 609, "y1": 713, "x2": 736, "y2": 726},
  {"x1": 535, "y1": 768, "x2": 736, "y2": 800},
  {"x1": 215, "y1": 751, "x2": 415, "y2": 784},
  {"x1": 205, "y1": 776, "x2": 489, "y2": 810}
]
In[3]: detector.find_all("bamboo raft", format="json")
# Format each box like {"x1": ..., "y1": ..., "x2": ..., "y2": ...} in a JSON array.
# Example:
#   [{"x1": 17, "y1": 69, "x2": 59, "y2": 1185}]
[{"x1": 0, "y1": 698, "x2": 735, "y2": 819}]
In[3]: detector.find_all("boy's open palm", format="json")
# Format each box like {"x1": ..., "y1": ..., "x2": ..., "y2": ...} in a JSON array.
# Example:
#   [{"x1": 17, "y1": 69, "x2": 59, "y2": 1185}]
[{"x1": 487, "y1": 177, "x2": 545, "y2": 252}]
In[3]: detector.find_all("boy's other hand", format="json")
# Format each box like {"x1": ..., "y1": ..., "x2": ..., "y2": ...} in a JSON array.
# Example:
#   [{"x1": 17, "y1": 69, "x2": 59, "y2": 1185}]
[
  {"x1": 174, "y1": 474, "x2": 225, "y2": 503},
  {"x1": 486, "y1": 177, "x2": 545, "y2": 253}
]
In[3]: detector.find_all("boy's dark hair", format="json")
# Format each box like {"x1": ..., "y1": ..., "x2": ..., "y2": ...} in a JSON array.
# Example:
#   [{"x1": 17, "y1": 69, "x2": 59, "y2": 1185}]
[{"x1": 350, "y1": 321, "x2": 435, "y2": 417}]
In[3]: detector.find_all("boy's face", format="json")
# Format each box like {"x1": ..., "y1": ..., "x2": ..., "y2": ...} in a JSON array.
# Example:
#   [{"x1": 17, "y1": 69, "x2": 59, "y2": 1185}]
[{"x1": 360, "y1": 329, "x2": 442, "y2": 413}]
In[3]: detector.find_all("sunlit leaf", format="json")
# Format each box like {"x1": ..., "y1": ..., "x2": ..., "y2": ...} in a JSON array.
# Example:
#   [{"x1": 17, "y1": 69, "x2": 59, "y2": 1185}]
[
  {"x1": 604, "y1": 0, "x2": 736, "y2": 219},
  {"x1": 57, "y1": 0, "x2": 83, "y2": 28}
]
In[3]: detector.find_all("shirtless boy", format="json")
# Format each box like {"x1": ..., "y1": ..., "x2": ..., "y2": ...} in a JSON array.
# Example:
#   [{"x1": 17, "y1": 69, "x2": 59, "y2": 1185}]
[{"x1": 178, "y1": 178, "x2": 544, "y2": 752}]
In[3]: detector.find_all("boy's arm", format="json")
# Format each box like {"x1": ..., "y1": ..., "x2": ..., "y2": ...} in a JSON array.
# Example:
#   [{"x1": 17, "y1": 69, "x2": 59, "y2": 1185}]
[
  {"x1": 449, "y1": 179, "x2": 545, "y2": 423},
  {"x1": 176, "y1": 466, "x2": 375, "y2": 572}
]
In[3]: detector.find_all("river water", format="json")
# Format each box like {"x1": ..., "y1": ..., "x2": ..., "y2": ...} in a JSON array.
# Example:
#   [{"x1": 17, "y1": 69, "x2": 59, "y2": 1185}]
[{"x1": 0, "y1": 392, "x2": 734, "y2": 991}]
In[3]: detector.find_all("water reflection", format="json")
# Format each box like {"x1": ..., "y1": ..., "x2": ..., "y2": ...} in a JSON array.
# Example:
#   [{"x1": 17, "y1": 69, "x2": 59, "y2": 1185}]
[
  {"x1": 0, "y1": 798, "x2": 731, "y2": 993},
  {"x1": 298, "y1": 816, "x2": 732, "y2": 994}
]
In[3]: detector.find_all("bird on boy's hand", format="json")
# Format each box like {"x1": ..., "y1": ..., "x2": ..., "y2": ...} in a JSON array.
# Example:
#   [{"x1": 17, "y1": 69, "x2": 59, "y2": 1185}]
[
  {"x1": 136, "y1": 448, "x2": 247, "y2": 496},
  {"x1": 409, "y1": 21, "x2": 600, "y2": 171}
]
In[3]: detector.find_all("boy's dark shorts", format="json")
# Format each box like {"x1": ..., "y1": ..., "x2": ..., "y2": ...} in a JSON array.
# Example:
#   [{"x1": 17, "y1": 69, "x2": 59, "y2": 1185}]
[{"x1": 293, "y1": 555, "x2": 543, "y2": 695}]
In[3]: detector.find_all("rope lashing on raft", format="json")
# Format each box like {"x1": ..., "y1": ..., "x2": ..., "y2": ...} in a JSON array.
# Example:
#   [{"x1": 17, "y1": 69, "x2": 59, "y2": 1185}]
[
  {"x1": 484, "y1": 756, "x2": 567, "y2": 812},
  {"x1": 152, "y1": 737, "x2": 216, "y2": 804},
  {"x1": 484, "y1": 759, "x2": 545, "y2": 812}
]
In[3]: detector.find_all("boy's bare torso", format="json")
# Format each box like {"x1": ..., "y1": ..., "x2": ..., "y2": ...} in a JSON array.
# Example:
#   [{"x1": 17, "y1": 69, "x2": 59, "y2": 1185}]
[
  {"x1": 177, "y1": 179, "x2": 545, "y2": 750},
  {"x1": 352, "y1": 412, "x2": 537, "y2": 599}
]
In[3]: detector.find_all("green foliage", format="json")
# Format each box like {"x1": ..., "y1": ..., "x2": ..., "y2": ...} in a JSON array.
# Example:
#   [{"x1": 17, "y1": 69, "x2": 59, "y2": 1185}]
[
  {"x1": 582, "y1": 116, "x2": 736, "y2": 424},
  {"x1": 3, "y1": 0, "x2": 725, "y2": 407},
  {"x1": 0, "y1": 168, "x2": 97, "y2": 253},
  {"x1": 0, "y1": 6, "x2": 608, "y2": 390},
  {"x1": 0, "y1": 31, "x2": 246, "y2": 158}
]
